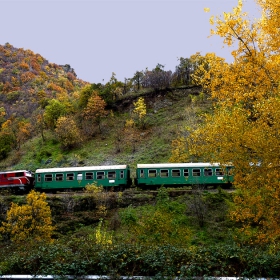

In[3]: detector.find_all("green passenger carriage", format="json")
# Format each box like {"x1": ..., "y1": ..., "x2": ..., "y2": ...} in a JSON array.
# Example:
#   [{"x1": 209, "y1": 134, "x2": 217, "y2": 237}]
[
  {"x1": 35, "y1": 165, "x2": 131, "y2": 192},
  {"x1": 135, "y1": 163, "x2": 233, "y2": 189}
]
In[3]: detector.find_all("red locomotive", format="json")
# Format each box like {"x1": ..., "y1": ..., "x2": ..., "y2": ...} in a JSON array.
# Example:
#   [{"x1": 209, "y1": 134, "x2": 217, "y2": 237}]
[{"x1": 0, "y1": 170, "x2": 34, "y2": 191}]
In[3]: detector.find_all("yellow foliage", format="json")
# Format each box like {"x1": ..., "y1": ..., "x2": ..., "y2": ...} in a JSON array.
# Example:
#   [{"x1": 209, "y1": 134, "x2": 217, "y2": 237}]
[
  {"x1": 0, "y1": 190, "x2": 55, "y2": 243},
  {"x1": 94, "y1": 219, "x2": 113, "y2": 246},
  {"x1": 133, "y1": 97, "x2": 146, "y2": 120},
  {"x1": 55, "y1": 116, "x2": 81, "y2": 149},
  {"x1": 173, "y1": 0, "x2": 280, "y2": 245},
  {"x1": 85, "y1": 183, "x2": 103, "y2": 194}
]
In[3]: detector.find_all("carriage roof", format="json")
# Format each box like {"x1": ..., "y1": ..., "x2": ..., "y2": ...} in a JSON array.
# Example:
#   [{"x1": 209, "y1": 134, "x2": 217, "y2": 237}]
[
  {"x1": 136, "y1": 163, "x2": 226, "y2": 169},
  {"x1": 35, "y1": 165, "x2": 128, "y2": 174}
]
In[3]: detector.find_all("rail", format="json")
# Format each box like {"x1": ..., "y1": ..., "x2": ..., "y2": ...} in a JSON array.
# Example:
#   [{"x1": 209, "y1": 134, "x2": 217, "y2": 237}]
[{"x1": 0, "y1": 276, "x2": 276, "y2": 280}]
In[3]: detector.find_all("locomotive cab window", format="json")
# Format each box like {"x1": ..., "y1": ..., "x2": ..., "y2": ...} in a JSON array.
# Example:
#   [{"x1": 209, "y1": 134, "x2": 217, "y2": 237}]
[
  {"x1": 56, "y1": 173, "x2": 63, "y2": 181},
  {"x1": 15, "y1": 172, "x2": 24, "y2": 177},
  {"x1": 184, "y1": 169, "x2": 189, "y2": 177},
  {"x1": 160, "y1": 169, "x2": 169, "y2": 178},
  {"x1": 172, "y1": 169, "x2": 181, "y2": 177},
  {"x1": 45, "y1": 174, "x2": 53, "y2": 182},
  {"x1": 216, "y1": 168, "x2": 224, "y2": 176},
  {"x1": 97, "y1": 171, "x2": 105, "y2": 180},
  {"x1": 148, "y1": 170, "x2": 157, "y2": 177},
  {"x1": 66, "y1": 173, "x2": 74, "y2": 181},
  {"x1": 86, "y1": 172, "x2": 94, "y2": 180},
  {"x1": 204, "y1": 168, "x2": 213, "y2": 176},
  {"x1": 192, "y1": 169, "x2": 201, "y2": 177},
  {"x1": 108, "y1": 171, "x2": 116, "y2": 179}
]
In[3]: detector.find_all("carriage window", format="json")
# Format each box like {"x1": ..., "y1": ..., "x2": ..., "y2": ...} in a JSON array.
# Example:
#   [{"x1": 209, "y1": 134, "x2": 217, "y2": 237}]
[
  {"x1": 120, "y1": 171, "x2": 124, "y2": 179},
  {"x1": 56, "y1": 173, "x2": 63, "y2": 181},
  {"x1": 172, "y1": 169, "x2": 181, "y2": 177},
  {"x1": 66, "y1": 173, "x2": 74, "y2": 181},
  {"x1": 204, "y1": 168, "x2": 213, "y2": 176},
  {"x1": 216, "y1": 168, "x2": 224, "y2": 176},
  {"x1": 108, "y1": 171, "x2": 116, "y2": 179},
  {"x1": 97, "y1": 171, "x2": 105, "y2": 180},
  {"x1": 37, "y1": 174, "x2": 41, "y2": 182},
  {"x1": 140, "y1": 170, "x2": 144, "y2": 178},
  {"x1": 148, "y1": 170, "x2": 157, "y2": 177},
  {"x1": 160, "y1": 169, "x2": 169, "y2": 178},
  {"x1": 184, "y1": 169, "x2": 189, "y2": 177},
  {"x1": 45, "y1": 174, "x2": 52, "y2": 182},
  {"x1": 86, "y1": 172, "x2": 94, "y2": 180},
  {"x1": 77, "y1": 173, "x2": 83, "y2": 180},
  {"x1": 193, "y1": 169, "x2": 201, "y2": 176}
]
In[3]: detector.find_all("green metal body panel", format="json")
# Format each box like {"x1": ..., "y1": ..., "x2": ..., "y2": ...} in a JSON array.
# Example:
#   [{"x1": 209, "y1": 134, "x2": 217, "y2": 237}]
[
  {"x1": 135, "y1": 163, "x2": 233, "y2": 188},
  {"x1": 35, "y1": 165, "x2": 131, "y2": 191}
]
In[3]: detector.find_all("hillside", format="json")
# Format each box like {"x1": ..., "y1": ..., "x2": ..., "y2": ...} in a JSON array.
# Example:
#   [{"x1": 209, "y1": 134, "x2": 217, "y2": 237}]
[
  {"x1": 0, "y1": 42, "x2": 88, "y2": 119},
  {"x1": 0, "y1": 43, "x2": 206, "y2": 172}
]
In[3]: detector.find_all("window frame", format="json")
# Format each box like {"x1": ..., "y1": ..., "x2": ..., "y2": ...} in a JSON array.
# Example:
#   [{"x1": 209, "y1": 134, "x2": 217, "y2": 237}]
[
  {"x1": 160, "y1": 169, "x2": 169, "y2": 178},
  {"x1": 172, "y1": 169, "x2": 181, "y2": 177},
  {"x1": 55, "y1": 173, "x2": 64, "y2": 181},
  {"x1": 66, "y1": 173, "x2": 74, "y2": 181},
  {"x1": 148, "y1": 169, "x2": 157, "y2": 178},
  {"x1": 44, "y1": 174, "x2": 53, "y2": 182},
  {"x1": 85, "y1": 172, "x2": 94, "y2": 180},
  {"x1": 204, "y1": 168, "x2": 213, "y2": 176},
  {"x1": 97, "y1": 171, "x2": 105, "y2": 180},
  {"x1": 192, "y1": 168, "x2": 201, "y2": 177}
]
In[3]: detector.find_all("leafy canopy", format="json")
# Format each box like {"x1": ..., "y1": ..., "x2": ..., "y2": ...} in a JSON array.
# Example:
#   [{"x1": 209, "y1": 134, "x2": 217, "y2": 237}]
[{"x1": 172, "y1": 0, "x2": 280, "y2": 245}]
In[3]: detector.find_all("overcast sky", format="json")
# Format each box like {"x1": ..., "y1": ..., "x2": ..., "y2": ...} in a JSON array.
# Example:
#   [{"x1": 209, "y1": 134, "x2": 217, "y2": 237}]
[{"x1": 0, "y1": 0, "x2": 259, "y2": 84}]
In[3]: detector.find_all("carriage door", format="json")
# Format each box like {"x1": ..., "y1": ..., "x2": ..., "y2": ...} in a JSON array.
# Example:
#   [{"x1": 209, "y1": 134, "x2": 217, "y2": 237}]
[{"x1": 77, "y1": 173, "x2": 83, "y2": 185}]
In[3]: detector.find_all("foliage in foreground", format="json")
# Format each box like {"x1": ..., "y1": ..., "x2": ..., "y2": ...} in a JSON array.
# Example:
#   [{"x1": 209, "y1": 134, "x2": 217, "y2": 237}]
[
  {"x1": 1, "y1": 240, "x2": 280, "y2": 278},
  {"x1": 0, "y1": 190, "x2": 55, "y2": 243}
]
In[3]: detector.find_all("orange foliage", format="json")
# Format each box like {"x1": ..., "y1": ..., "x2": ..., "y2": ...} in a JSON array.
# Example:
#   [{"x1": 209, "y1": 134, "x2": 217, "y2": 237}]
[
  {"x1": 20, "y1": 71, "x2": 36, "y2": 83},
  {"x1": 19, "y1": 62, "x2": 29, "y2": 70},
  {"x1": 3, "y1": 82, "x2": 12, "y2": 93},
  {"x1": 47, "y1": 82, "x2": 64, "y2": 93},
  {"x1": 31, "y1": 58, "x2": 41, "y2": 72},
  {"x1": 65, "y1": 79, "x2": 74, "y2": 91}
]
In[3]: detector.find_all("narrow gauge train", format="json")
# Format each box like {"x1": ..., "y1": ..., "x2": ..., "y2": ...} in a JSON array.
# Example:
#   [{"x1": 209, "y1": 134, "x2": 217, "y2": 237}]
[
  {"x1": 0, "y1": 163, "x2": 233, "y2": 192},
  {"x1": 0, "y1": 170, "x2": 34, "y2": 191}
]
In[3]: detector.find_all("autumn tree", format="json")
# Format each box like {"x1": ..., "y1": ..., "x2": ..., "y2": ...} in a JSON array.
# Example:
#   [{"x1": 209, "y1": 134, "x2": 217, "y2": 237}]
[
  {"x1": 132, "y1": 97, "x2": 147, "y2": 129},
  {"x1": 172, "y1": 0, "x2": 280, "y2": 245},
  {"x1": 55, "y1": 116, "x2": 82, "y2": 150},
  {"x1": 1, "y1": 117, "x2": 31, "y2": 150},
  {"x1": 0, "y1": 190, "x2": 55, "y2": 243},
  {"x1": 83, "y1": 90, "x2": 107, "y2": 133},
  {"x1": 44, "y1": 99, "x2": 67, "y2": 129}
]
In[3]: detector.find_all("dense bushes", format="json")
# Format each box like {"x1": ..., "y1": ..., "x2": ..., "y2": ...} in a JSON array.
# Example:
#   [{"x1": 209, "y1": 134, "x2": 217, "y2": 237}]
[
  {"x1": 0, "y1": 189, "x2": 279, "y2": 278},
  {"x1": 1, "y1": 241, "x2": 280, "y2": 278}
]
